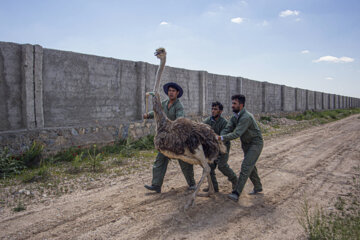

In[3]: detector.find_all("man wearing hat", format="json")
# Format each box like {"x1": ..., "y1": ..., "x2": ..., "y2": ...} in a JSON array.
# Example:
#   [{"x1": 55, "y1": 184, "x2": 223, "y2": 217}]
[{"x1": 143, "y1": 82, "x2": 196, "y2": 193}]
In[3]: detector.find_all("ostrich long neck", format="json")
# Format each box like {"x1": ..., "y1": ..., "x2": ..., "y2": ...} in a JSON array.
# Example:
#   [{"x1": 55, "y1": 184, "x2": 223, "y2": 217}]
[
  {"x1": 153, "y1": 56, "x2": 166, "y2": 93},
  {"x1": 153, "y1": 56, "x2": 168, "y2": 131}
]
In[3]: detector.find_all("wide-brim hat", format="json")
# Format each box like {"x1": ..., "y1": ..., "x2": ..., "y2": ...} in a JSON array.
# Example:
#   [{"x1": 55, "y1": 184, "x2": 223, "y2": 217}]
[{"x1": 163, "y1": 82, "x2": 183, "y2": 98}]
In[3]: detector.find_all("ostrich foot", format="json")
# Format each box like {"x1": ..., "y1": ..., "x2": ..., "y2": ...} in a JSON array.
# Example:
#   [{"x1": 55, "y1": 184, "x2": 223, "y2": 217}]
[{"x1": 184, "y1": 196, "x2": 196, "y2": 210}]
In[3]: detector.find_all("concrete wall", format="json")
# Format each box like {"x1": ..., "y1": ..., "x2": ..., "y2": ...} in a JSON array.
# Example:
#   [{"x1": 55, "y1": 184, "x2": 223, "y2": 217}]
[
  {"x1": 334, "y1": 95, "x2": 339, "y2": 109},
  {"x1": 282, "y1": 86, "x2": 296, "y2": 112},
  {"x1": 323, "y1": 93, "x2": 329, "y2": 110},
  {"x1": 1, "y1": 41, "x2": 360, "y2": 154},
  {"x1": 263, "y1": 82, "x2": 282, "y2": 112},
  {"x1": 295, "y1": 88, "x2": 307, "y2": 111},
  {"x1": 206, "y1": 73, "x2": 231, "y2": 116},
  {"x1": 340, "y1": 96, "x2": 344, "y2": 109},
  {"x1": 42, "y1": 49, "x2": 141, "y2": 127},
  {"x1": 315, "y1": 92, "x2": 323, "y2": 110},
  {"x1": 242, "y1": 78, "x2": 263, "y2": 114},
  {"x1": 307, "y1": 90, "x2": 315, "y2": 110},
  {"x1": 0, "y1": 42, "x2": 24, "y2": 131},
  {"x1": 328, "y1": 94, "x2": 334, "y2": 109}
]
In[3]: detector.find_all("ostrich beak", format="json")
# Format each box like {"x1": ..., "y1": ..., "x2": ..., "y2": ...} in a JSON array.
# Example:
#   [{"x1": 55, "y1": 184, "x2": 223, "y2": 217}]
[{"x1": 154, "y1": 51, "x2": 159, "y2": 56}]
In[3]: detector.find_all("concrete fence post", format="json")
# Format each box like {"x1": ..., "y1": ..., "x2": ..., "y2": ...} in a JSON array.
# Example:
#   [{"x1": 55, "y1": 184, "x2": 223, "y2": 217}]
[
  {"x1": 295, "y1": 88, "x2": 299, "y2": 111},
  {"x1": 281, "y1": 85, "x2": 285, "y2": 111},
  {"x1": 199, "y1": 71, "x2": 208, "y2": 116},
  {"x1": 21, "y1": 44, "x2": 36, "y2": 129},
  {"x1": 305, "y1": 90, "x2": 309, "y2": 110},
  {"x1": 226, "y1": 76, "x2": 231, "y2": 114},
  {"x1": 34, "y1": 45, "x2": 44, "y2": 128},
  {"x1": 261, "y1": 82, "x2": 266, "y2": 113},
  {"x1": 239, "y1": 77, "x2": 243, "y2": 94},
  {"x1": 136, "y1": 61, "x2": 147, "y2": 120}
]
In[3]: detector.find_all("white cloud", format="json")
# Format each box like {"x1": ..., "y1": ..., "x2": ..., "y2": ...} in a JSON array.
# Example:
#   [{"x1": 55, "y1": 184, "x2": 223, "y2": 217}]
[
  {"x1": 240, "y1": 1, "x2": 248, "y2": 6},
  {"x1": 160, "y1": 21, "x2": 169, "y2": 25},
  {"x1": 313, "y1": 56, "x2": 355, "y2": 63},
  {"x1": 231, "y1": 17, "x2": 244, "y2": 24},
  {"x1": 339, "y1": 57, "x2": 355, "y2": 62},
  {"x1": 261, "y1": 20, "x2": 269, "y2": 26},
  {"x1": 325, "y1": 77, "x2": 334, "y2": 80},
  {"x1": 279, "y1": 10, "x2": 300, "y2": 17},
  {"x1": 203, "y1": 4, "x2": 224, "y2": 17},
  {"x1": 301, "y1": 50, "x2": 309, "y2": 54}
]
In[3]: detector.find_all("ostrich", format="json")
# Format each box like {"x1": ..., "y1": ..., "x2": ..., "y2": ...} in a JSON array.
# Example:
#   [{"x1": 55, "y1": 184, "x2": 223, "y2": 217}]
[{"x1": 148, "y1": 47, "x2": 227, "y2": 208}]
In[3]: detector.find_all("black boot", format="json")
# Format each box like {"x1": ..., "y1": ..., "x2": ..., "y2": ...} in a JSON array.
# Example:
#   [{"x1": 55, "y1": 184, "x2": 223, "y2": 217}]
[
  {"x1": 228, "y1": 191, "x2": 239, "y2": 202},
  {"x1": 144, "y1": 184, "x2": 161, "y2": 193},
  {"x1": 248, "y1": 188, "x2": 263, "y2": 195}
]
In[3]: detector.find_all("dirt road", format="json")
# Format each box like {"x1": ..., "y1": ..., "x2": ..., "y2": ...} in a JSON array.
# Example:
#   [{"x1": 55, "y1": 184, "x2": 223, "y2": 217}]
[{"x1": 1, "y1": 114, "x2": 359, "y2": 240}]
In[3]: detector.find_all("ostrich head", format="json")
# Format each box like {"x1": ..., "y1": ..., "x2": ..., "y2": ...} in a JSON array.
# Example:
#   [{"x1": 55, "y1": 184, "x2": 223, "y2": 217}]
[
  {"x1": 153, "y1": 47, "x2": 167, "y2": 93},
  {"x1": 154, "y1": 47, "x2": 167, "y2": 60}
]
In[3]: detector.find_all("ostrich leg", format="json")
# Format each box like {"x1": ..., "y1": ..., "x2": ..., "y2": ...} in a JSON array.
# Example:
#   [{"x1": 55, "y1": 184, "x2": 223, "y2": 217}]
[{"x1": 184, "y1": 146, "x2": 215, "y2": 209}]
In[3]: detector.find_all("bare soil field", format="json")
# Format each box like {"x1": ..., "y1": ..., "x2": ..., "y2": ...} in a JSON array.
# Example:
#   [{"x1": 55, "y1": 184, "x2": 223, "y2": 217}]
[{"x1": 1, "y1": 114, "x2": 359, "y2": 240}]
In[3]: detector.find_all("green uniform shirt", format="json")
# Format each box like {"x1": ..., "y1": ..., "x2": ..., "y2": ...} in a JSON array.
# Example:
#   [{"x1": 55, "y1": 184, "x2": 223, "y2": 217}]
[
  {"x1": 203, "y1": 116, "x2": 231, "y2": 150},
  {"x1": 221, "y1": 107, "x2": 263, "y2": 145},
  {"x1": 148, "y1": 98, "x2": 184, "y2": 120}
]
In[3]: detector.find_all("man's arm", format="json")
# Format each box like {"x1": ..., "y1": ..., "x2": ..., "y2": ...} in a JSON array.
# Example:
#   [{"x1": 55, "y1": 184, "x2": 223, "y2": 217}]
[
  {"x1": 220, "y1": 118, "x2": 235, "y2": 136},
  {"x1": 219, "y1": 119, "x2": 231, "y2": 152},
  {"x1": 145, "y1": 111, "x2": 155, "y2": 119},
  {"x1": 144, "y1": 99, "x2": 166, "y2": 119},
  {"x1": 221, "y1": 117, "x2": 251, "y2": 141}
]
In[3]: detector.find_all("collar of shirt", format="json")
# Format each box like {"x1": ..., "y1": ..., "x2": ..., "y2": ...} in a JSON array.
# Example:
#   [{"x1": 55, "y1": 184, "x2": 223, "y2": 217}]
[
  {"x1": 233, "y1": 108, "x2": 245, "y2": 119},
  {"x1": 166, "y1": 98, "x2": 179, "y2": 109},
  {"x1": 211, "y1": 116, "x2": 223, "y2": 123}
]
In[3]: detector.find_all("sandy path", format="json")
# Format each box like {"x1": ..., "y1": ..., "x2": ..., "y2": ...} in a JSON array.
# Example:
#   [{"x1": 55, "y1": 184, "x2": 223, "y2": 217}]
[{"x1": 1, "y1": 114, "x2": 359, "y2": 240}]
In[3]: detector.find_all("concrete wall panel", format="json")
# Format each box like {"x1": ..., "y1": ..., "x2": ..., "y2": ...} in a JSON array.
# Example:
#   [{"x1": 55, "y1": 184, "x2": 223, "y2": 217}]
[
  {"x1": 282, "y1": 86, "x2": 296, "y2": 112},
  {"x1": 0, "y1": 42, "x2": 24, "y2": 131},
  {"x1": 334, "y1": 95, "x2": 339, "y2": 109},
  {"x1": 295, "y1": 88, "x2": 307, "y2": 111},
  {"x1": 242, "y1": 78, "x2": 263, "y2": 113},
  {"x1": 323, "y1": 93, "x2": 329, "y2": 110},
  {"x1": 263, "y1": 82, "x2": 282, "y2": 112},
  {"x1": 206, "y1": 73, "x2": 229, "y2": 115},
  {"x1": 315, "y1": 91, "x2": 323, "y2": 110},
  {"x1": 339, "y1": 96, "x2": 343, "y2": 109},
  {"x1": 307, "y1": 91, "x2": 315, "y2": 110},
  {"x1": 42, "y1": 49, "x2": 139, "y2": 127},
  {"x1": 328, "y1": 94, "x2": 335, "y2": 109}
]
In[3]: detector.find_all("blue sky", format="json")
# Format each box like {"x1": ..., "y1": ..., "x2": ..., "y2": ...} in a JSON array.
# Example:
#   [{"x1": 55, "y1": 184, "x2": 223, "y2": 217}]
[{"x1": 1, "y1": 0, "x2": 359, "y2": 97}]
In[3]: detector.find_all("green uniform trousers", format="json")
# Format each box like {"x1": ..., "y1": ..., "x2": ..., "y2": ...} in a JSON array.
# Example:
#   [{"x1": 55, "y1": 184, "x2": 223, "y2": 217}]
[
  {"x1": 234, "y1": 142, "x2": 263, "y2": 195},
  {"x1": 151, "y1": 152, "x2": 196, "y2": 187},
  {"x1": 209, "y1": 152, "x2": 238, "y2": 191}
]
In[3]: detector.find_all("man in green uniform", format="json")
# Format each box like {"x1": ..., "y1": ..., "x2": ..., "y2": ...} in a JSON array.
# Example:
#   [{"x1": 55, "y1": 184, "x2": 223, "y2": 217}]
[
  {"x1": 143, "y1": 82, "x2": 196, "y2": 193},
  {"x1": 219, "y1": 94, "x2": 263, "y2": 202},
  {"x1": 203, "y1": 101, "x2": 237, "y2": 192}
]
